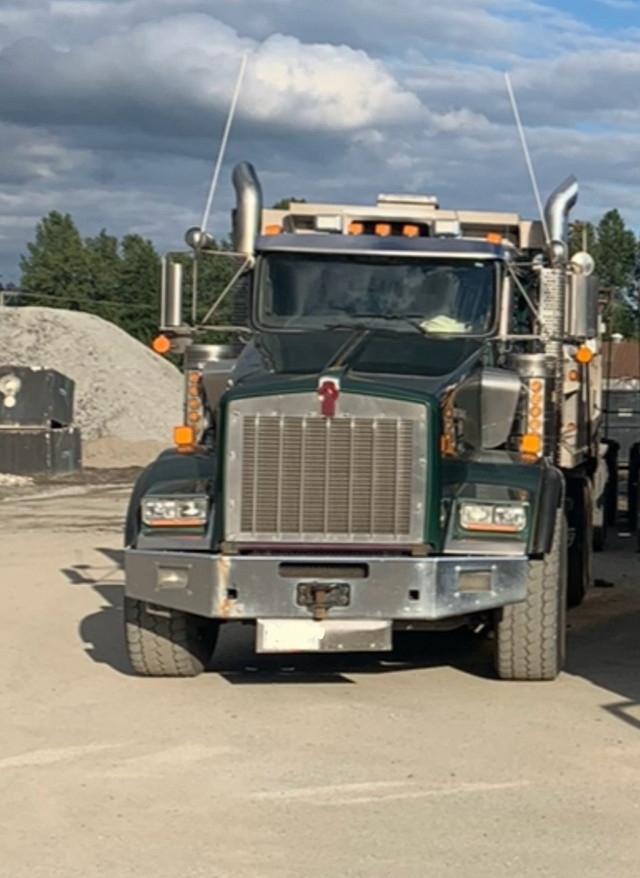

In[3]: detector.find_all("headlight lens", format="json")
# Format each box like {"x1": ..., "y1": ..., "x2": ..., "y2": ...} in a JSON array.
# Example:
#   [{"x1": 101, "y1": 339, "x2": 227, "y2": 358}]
[
  {"x1": 141, "y1": 495, "x2": 209, "y2": 528},
  {"x1": 459, "y1": 501, "x2": 527, "y2": 534}
]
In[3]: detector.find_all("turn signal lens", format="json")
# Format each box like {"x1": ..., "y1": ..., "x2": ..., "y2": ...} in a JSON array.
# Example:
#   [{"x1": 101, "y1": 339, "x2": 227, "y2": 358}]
[
  {"x1": 264, "y1": 224, "x2": 282, "y2": 235},
  {"x1": 375, "y1": 223, "x2": 392, "y2": 237},
  {"x1": 520, "y1": 433, "x2": 541, "y2": 455},
  {"x1": 152, "y1": 335, "x2": 171, "y2": 355},
  {"x1": 348, "y1": 222, "x2": 364, "y2": 235},
  {"x1": 575, "y1": 346, "x2": 594, "y2": 365},
  {"x1": 403, "y1": 224, "x2": 420, "y2": 238},
  {"x1": 173, "y1": 425, "x2": 194, "y2": 447},
  {"x1": 486, "y1": 232, "x2": 502, "y2": 245}
]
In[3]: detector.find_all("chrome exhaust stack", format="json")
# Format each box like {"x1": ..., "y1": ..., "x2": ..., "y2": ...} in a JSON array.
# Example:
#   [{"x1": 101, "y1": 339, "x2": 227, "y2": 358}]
[
  {"x1": 544, "y1": 176, "x2": 578, "y2": 264},
  {"x1": 232, "y1": 162, "x2": 262, "y2": 257},
  {"x1": 161, "y1": 258, "x2": 184, "y2": 329}
]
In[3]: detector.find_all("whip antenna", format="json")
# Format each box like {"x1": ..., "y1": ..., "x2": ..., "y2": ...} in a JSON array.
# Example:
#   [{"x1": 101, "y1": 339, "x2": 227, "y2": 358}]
[
  {"x1": 200, "y1": 53, "x2": 248, "y2": 237},
  {"x1": 504, "y1": 72, "x2": 550, "y2": 245}
]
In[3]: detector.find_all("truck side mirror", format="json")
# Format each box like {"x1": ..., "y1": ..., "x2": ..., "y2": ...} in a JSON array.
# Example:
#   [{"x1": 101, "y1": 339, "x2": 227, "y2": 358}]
[
  {"x1": 567, "y1": 252, "x2": 598, "y2": 339},
  {"x1": 567, "y1": 273, "x2": 599, "y2": 339},
  {"x1": 454, "y1": 368, "x2": 521, "y2": 451}
]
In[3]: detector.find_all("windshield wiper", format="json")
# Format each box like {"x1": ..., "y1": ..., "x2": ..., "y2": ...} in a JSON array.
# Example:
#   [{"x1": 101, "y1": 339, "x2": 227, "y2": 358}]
[{"x1": 325, "y1": 315, "x2": 423, "y2": 334}]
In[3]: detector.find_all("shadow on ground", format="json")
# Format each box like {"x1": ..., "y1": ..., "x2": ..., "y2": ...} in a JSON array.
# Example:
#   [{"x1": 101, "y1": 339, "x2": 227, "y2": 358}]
[
  {"x1": 62, "y1": 547, "x2": 494, "y2": 682},
  {"x1": 63, "y1": 542, "x2": 640, "y2": 719}
]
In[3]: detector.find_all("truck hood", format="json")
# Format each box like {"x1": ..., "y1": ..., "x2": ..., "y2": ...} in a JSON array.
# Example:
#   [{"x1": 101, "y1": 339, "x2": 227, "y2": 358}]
[{"x1": 231, "y1": 329, "x2": 487, "y2": 400}]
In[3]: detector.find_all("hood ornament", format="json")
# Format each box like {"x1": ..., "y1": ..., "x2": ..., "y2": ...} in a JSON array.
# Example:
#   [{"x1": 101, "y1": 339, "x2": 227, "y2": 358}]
[{"x1": 318, "y1": 376, "x2": 340, "y2": 418}]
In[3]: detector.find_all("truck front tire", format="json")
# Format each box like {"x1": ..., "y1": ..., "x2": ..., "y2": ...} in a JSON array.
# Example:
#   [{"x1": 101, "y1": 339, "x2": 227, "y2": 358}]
[
  {"x1": 124, "y1": 597, "x2": 219, "y2": 677},
  {"x1": 494, "y1": 508, "x2": 567, "y2": 681}
]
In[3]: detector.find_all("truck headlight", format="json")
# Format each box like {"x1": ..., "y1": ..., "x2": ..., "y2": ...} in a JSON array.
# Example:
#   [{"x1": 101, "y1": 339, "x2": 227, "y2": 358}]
[
  {"x1": 459, "y1": 501, "x2": 527, "y2": 534},
  {"x1": 141, "y1": 495, "x2": 209, "y2": 528}
]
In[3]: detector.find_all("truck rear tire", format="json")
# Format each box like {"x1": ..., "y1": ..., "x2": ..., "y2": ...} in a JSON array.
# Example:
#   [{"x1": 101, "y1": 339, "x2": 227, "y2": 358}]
[
  {"x1": 494, "y1": 509, "x2": 567, "y2": 681},
  {"x1": 124, "y1": 597, "x2": 219, "y2": 677}
]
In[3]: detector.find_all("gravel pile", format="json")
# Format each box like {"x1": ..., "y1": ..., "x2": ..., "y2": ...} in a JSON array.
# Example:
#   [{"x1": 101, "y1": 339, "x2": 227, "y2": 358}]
[{"x1": 0, "y1": 307, "x2": 183, "y2": 452}]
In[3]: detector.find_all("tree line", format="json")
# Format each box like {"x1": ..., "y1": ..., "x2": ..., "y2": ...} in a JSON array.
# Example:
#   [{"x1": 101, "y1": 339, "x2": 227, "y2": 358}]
[
  {"x1": 10, "y1": 204, "x2": 640, "y2": 344},
  {"x1": 568, "y1": 210, "x2": 640, "y2": 338}
]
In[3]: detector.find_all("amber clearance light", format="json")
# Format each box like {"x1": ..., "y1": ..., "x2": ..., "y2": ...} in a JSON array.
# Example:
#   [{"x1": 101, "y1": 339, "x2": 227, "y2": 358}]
[{"x1": 152, "y1": 334, "x2": 171, "y2": 355}]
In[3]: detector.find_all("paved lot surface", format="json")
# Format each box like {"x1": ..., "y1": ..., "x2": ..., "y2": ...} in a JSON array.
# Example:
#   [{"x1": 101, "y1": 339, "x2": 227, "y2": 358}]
[{"x1": 2, "y1": 474, "x2": 640, "y2": 878}]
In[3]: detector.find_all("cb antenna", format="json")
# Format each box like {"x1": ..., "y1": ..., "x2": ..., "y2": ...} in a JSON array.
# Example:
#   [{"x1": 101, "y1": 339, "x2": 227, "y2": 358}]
[
  {"x1": 504, "y1": 72, "x2": 551, "y2": 246},
  {"x1": 199, "y1": 53, "x2": 249, "y2": 239}
]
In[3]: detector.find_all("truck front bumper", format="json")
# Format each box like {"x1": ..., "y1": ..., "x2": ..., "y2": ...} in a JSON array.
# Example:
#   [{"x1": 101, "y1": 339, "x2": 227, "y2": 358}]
[{"x1": 124, "y1": 550, "x2": 529, "y2": 622}]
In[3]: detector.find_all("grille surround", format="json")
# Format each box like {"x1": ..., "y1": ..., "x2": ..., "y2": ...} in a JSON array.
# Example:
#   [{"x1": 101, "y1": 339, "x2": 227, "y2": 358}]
[{"x1": 225, "y1": 392, "x2": 428, "y2": 544}]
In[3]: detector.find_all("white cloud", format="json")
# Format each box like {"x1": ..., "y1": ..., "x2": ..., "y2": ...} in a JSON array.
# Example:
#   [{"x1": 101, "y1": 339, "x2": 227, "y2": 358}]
[{"x1": 0, "y1": 0, "x2": 639, "y2": 282}]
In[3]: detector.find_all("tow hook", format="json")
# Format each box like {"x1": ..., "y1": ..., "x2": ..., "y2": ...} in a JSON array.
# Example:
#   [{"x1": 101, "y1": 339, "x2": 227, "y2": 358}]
[{"x1": 296, "y1": 582, "x2": 350, "y2": 620}]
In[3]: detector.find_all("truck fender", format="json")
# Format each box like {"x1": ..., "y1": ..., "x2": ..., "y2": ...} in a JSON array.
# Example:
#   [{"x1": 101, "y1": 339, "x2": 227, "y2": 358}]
[
  {"x1": 124, "y1": 448, "x2": 215, "y2": 547},
  {"x1": 531, "y1": 466, "x2": 564, "y2": 556}
]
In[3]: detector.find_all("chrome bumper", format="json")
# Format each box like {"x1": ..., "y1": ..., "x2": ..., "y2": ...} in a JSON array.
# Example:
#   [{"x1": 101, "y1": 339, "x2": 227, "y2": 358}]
[{"x1": 124, "y1": 550, "x2": 529, "y2": 621}]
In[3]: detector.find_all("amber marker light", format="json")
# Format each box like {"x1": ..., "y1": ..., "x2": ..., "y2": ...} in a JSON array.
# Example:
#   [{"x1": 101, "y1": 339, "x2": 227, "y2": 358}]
[
  {"x1": 520, "y1": 433, "x2": 542, "y2": 456},
  {"x1": 375, "y1": 223, "x2": 392, "y2": 236},
  {"x1": 173, "y1": 425, "x2": 195, "y2": 451},
  {"x1": 152, "y1": 335, "x2": 171, "y2": 355},
  {"x1": 348, "y1": 222, "x2": 364, "y2": 235},
  {"x1": 575, "y1": 346, "x2": 594, "y2": 365}
]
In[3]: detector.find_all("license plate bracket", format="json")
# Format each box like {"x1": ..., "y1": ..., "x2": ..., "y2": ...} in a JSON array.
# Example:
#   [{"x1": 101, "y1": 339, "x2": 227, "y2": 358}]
[{"x1": 296, "y1": 581, "x2": 350, "y2": 617}]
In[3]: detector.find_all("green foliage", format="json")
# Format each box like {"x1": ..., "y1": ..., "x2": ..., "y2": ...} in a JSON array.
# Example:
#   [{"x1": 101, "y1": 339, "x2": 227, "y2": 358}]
[
  {"x1": 20, "y1": 211, "x2": 245, "y2": 344},
  {"x1": 117, "y1": 234, "x2": 161, "y2": 344},
  {"x1": 596, "y1": 210, "x2": 637, "y2": 290},
  {"x1": 174, "y1": 242, "x2": 246, "y2": 342},
  {"x1": 20, "y1": 212, "x2": 92, "y2": 310},
  {"x1": 569, "y1": 211, "x2": 639, "y2": 338},
  {"x1": 568, "y1": 220, "x2": 598, "y2": 258},
  {"x1": 86, "y1": 229, "x2": 121, "y2": 322},
  {"x1": 271, "y1": 197, "x2": 306, "y2": 210}
]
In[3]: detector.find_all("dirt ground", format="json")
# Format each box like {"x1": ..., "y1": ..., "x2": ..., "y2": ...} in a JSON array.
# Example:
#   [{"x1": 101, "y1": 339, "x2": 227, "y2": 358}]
[{"x1": 1, "y1": 473, "x2": 640, "y2": 878}]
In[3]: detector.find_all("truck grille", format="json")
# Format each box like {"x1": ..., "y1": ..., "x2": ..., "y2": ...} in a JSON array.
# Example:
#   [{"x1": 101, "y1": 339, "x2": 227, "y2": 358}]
[{"x1": 225, "y1": 394, "x2": 427, "y2": 544}]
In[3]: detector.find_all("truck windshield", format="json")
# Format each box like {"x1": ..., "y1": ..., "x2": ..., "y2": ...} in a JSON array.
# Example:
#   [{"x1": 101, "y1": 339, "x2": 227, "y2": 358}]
[{"x1": 256, "y1": 252, "x2": 497, "y2": 334}]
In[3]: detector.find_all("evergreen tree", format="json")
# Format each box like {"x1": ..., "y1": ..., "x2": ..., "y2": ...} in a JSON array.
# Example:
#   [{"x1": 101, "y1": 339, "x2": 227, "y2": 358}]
[
  {"x1": 86, "y1": 229, "x2": 121, "y2": 322},
  {"x1": 20, "y1": 212, "x2": 92, "y2": 310},
  {"x1": 568, "y1": 220, "x2": 598, "y2": 259},
  {"x1": 597, "y1": 210, "x2": 638, "y2": 338},
  {"x1": 117, "y1": 234, "x2": 161, "y2": 344},
  {"x1": 174, "y1": 240, "x2": 244, "y2": 339},
  {"x1": 271, "y1": 197, "x2": 306, "y2": 210},
  {"x1": 596, "y1": 210, "x2": 637, "y2": 290},
  {"x1": 569, "y1": 213, "x2": 639, "y2": 338}
]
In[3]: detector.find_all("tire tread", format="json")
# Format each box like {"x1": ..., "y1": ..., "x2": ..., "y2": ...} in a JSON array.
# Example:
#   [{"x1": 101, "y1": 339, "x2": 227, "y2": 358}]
[
  {"x1": 495, "y1": 509, "x2": 566, "y2": 681},
  {"x1": 124, "y1": 597, "x2": 217, "y2": 677}
]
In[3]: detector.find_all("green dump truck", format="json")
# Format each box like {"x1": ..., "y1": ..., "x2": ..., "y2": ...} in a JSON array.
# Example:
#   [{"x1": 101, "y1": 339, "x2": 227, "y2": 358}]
[{"x1": 123, "y1": 163, "x2": 608, "y2": 680}]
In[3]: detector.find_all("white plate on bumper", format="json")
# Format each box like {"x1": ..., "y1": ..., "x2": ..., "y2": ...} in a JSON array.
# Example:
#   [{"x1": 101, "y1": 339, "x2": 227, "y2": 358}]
[{"x1": 256, "y1": 619, "x2": 392, "y2": 653}]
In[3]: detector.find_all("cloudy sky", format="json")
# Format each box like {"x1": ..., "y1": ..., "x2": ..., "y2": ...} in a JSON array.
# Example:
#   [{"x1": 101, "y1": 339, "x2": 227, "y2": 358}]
[{"x1": 0, "y1": 0, "x2": 639, "y2": 282}]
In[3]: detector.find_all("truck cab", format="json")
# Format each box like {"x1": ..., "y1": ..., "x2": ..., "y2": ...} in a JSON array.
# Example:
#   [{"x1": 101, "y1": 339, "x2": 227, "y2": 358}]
[{"x1": 123, "y1": 163, "x2": 603, "y2": 681}]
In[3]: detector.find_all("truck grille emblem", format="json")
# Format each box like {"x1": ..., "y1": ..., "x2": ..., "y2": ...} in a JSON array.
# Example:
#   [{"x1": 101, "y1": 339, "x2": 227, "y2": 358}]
[{"x1": 318, "y1": 377, "x2": 340, "y2": 418}]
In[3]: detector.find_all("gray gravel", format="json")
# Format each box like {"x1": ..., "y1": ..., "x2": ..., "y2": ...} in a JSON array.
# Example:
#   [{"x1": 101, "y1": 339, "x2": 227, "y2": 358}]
[{"x1": 0, "y1": 306, "x2": 183, "y2": 442}]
